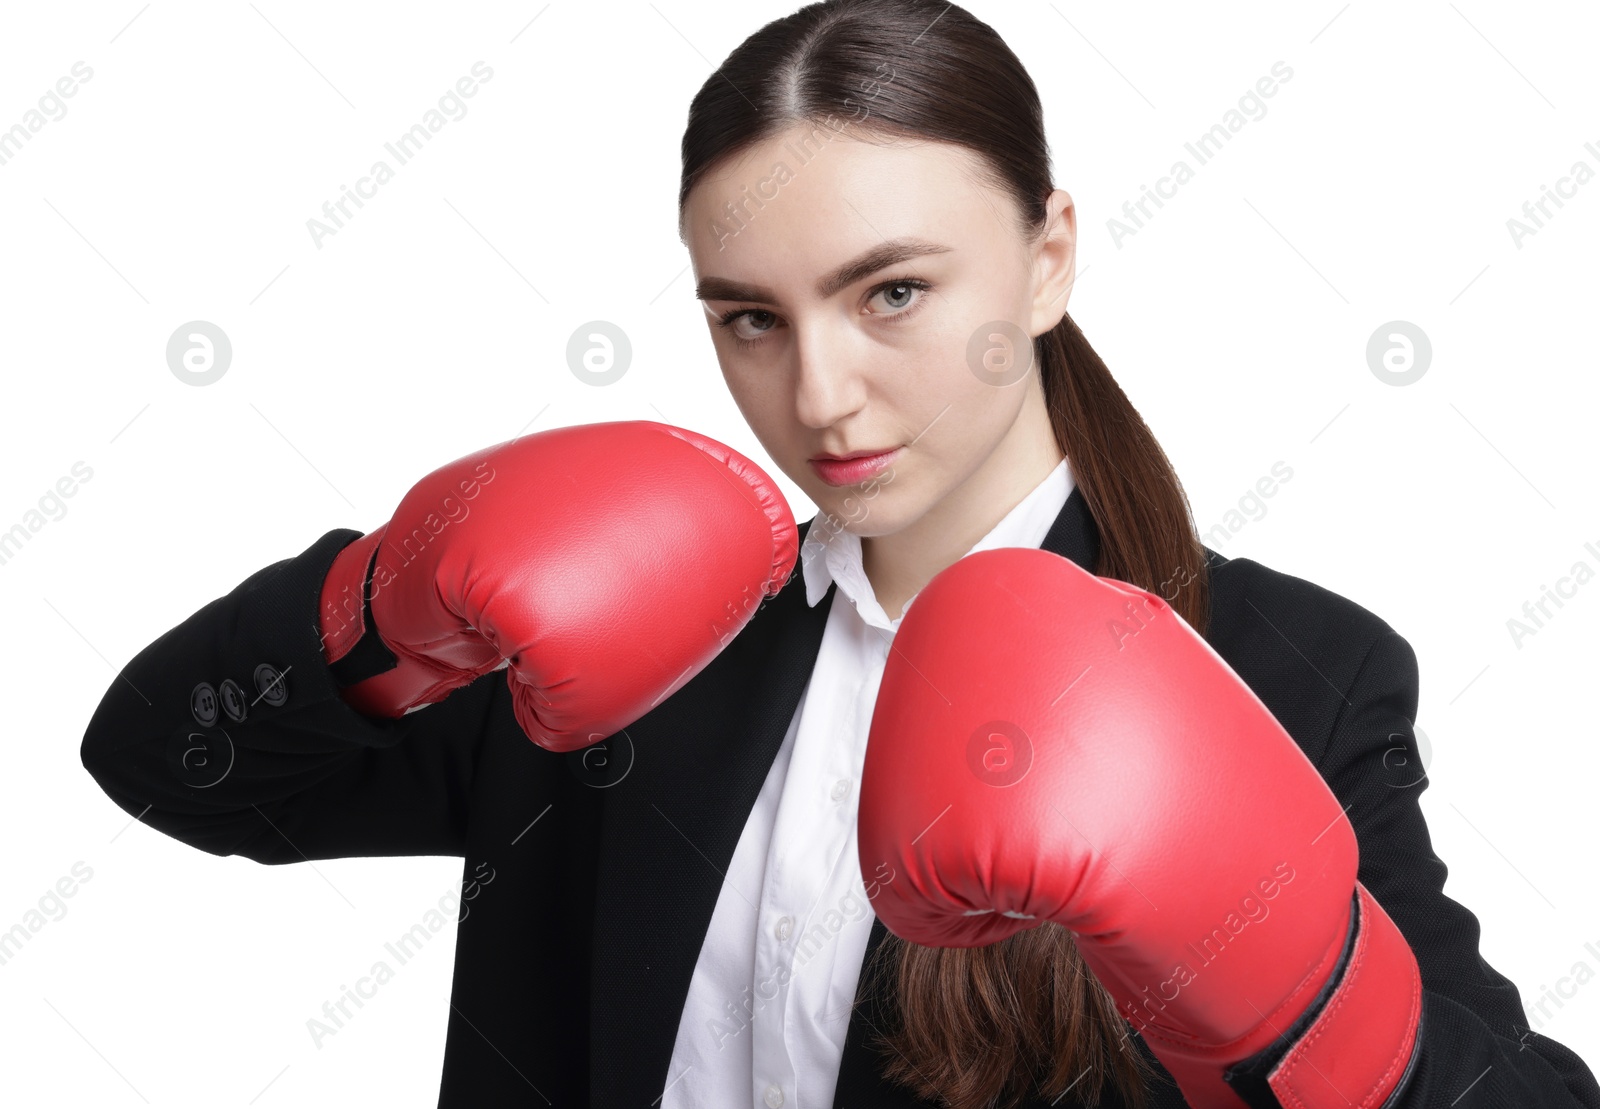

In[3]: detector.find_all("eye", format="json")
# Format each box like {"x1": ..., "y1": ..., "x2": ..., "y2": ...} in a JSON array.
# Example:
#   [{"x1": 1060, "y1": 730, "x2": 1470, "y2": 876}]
[
  {"x1": 714, "y1": 276, "x2": 935, "y2": 350},
  {"x1": 716, "y1": 307, "x2": 780, "y2": 348},
  {"x1": 867, "y1": 279, "x2": 930, "y2": 316}
]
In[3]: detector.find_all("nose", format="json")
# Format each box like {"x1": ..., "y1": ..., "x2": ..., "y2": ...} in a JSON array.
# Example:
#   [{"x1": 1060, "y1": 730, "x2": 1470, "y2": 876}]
[{"x1": 792, "y1": 325, "x2": 866, "y2": 431}]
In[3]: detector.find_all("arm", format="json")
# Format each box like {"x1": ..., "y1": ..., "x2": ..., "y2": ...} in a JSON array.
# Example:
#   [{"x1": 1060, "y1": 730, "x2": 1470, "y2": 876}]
[
  {"x1": 79, "y1": 527, "x2": 496, "y2": 863},
  {"x1": 857, "y1": 549, "x2": 1600, "y2": 1108},
  {"x1": 80, "y1": 420, "x2": 798, "y2": 865},
  {"x1": 1313, "y1": 631, "x2": 1600, "y2": 1107}
]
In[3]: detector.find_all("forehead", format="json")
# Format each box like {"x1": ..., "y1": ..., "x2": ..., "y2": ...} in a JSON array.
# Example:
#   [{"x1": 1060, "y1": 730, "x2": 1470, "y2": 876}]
[{"x1": 683, "y1": 126, "x2": 1002, "y2": 285}]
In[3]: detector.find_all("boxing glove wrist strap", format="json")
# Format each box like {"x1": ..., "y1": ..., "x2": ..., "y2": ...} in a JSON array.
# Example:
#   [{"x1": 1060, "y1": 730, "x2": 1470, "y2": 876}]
[
  {"x1": 1225, "y1": 884, "x2": 1424, "y2": 1109},
  {"x1": 320, "y1": 531, "x2": 398, "y2": 689}
]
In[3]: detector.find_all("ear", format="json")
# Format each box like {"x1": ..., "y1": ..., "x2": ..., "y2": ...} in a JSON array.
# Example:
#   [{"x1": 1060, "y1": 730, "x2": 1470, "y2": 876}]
[{"x1": 1028, "y1": 189, "x2": 1077, "y2": 336}]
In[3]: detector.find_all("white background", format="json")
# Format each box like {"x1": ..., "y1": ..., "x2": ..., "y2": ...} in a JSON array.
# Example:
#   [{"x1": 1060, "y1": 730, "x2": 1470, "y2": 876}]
[{"x1": 1, "y1": 1, "x2": 1596, "y2": 1104}]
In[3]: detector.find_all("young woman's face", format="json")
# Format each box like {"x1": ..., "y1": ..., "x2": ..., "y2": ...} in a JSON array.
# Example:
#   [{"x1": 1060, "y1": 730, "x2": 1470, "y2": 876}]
[{"x1": 683, "y1": 124, "x2": 1076, "y2": 538}]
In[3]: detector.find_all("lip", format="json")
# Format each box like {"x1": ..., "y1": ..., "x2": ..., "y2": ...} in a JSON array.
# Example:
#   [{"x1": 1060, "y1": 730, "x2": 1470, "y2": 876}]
[{"x1": 808, "y1": 446, "x2": 902, "y2": 487}]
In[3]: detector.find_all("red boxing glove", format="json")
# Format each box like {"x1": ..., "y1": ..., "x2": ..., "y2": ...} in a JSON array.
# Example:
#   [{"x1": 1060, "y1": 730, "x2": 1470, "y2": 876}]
[
  {"x1": 858, "y1": 548, "x2": 1422, "y2": 1108},
  {"x1": 318, "y1": 421, "x2": 796, "y2": 752}
]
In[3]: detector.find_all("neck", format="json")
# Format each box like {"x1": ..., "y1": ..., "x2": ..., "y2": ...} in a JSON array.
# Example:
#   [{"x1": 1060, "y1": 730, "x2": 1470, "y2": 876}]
[{"x1": 862, "y1": 375, "x2": 1064, "y2": 623}]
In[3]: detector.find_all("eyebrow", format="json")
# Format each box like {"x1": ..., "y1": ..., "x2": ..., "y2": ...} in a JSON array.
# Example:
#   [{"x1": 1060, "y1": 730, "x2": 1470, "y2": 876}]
[{"x1": 694, "y1": 237, "x2": 954, "y2": 304}]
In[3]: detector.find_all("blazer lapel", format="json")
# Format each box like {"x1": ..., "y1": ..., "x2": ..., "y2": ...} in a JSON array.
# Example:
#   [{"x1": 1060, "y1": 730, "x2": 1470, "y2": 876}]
[
  {"x1": 1038, "y1": 481, "x2": 1101, "y2": 574},
  {"x1": 586, "y1": 483, "x2": 1102, "y2": 1108},
  {"x1": 832, "y1": 483, "x2": 1102, "y2": 1107},
  {"x1": 589, "y1": 519, "x2": 835, "y2": 1107}
]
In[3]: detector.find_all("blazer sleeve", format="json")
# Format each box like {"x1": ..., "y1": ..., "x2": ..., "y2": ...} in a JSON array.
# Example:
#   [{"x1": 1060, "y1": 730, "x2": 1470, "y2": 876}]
[
  {"x1": 1315, "y1": 630, "x2": 1600, "y2": 1107},
  {"x1": 78, "y1": 527, "x2": 500, "y2": 864}
]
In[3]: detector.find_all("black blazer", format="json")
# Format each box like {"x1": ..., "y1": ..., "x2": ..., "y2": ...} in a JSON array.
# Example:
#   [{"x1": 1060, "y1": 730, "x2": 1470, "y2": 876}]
[{"x1": 80, "y1": 485, "x2": 1600, "y2": 1108}]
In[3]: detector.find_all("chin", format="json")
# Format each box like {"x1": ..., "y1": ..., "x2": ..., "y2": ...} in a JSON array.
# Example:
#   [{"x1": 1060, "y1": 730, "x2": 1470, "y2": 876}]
[
  {"x1": 798, "y1": 459, "x2": 931, "y2": 535},
  {"x1": 814, "y1": 494, "x2": 920, "y2": 539}
]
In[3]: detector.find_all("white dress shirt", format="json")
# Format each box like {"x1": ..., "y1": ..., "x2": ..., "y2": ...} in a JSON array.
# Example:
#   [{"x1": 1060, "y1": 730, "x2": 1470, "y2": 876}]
[{"x1": 662, "y1": 457, "x2": 1074, "y2": 1109}]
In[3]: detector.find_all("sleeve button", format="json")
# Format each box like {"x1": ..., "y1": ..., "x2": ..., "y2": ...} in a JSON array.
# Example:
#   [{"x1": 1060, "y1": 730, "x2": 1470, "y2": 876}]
[
  {"x1": 253, "y1": 663, "x2": 288, "y2": 707},
  {"x1": 190, "y1": 682, "x2": 219, "y2": 727},
  {"x1": 219, "y1": 678, "x2": 248, "y2": 723}
]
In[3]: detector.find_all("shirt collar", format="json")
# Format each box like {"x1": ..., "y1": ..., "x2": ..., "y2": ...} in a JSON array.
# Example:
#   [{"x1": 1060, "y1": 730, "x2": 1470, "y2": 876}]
[{"x1": 800, "y1": 457, "x2": 1075, "y2": 625}]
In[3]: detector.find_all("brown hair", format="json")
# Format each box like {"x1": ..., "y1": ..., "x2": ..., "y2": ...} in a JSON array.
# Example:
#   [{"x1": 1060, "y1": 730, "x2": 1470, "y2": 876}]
[{"x1": 678, "y1": 2, "x2": 1210, "y2": 1105}]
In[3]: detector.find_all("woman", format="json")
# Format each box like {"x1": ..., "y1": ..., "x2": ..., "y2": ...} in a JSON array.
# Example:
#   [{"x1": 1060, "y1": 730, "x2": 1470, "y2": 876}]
[{"x1": 80, "y1": 1, "x2": 1598, "y2": 1107}]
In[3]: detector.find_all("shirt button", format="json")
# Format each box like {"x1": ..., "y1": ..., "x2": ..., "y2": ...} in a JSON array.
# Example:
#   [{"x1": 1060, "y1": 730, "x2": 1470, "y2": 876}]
[
  {"x1": 830, "y1": 778, "x2": 851, "y2": 802},
  {"x1": 775, "y1": 915, "x2": 793, "y2": 941},
  {"x1": 764, "y1": 1083, "x2": 784, "y2": 1108}
]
